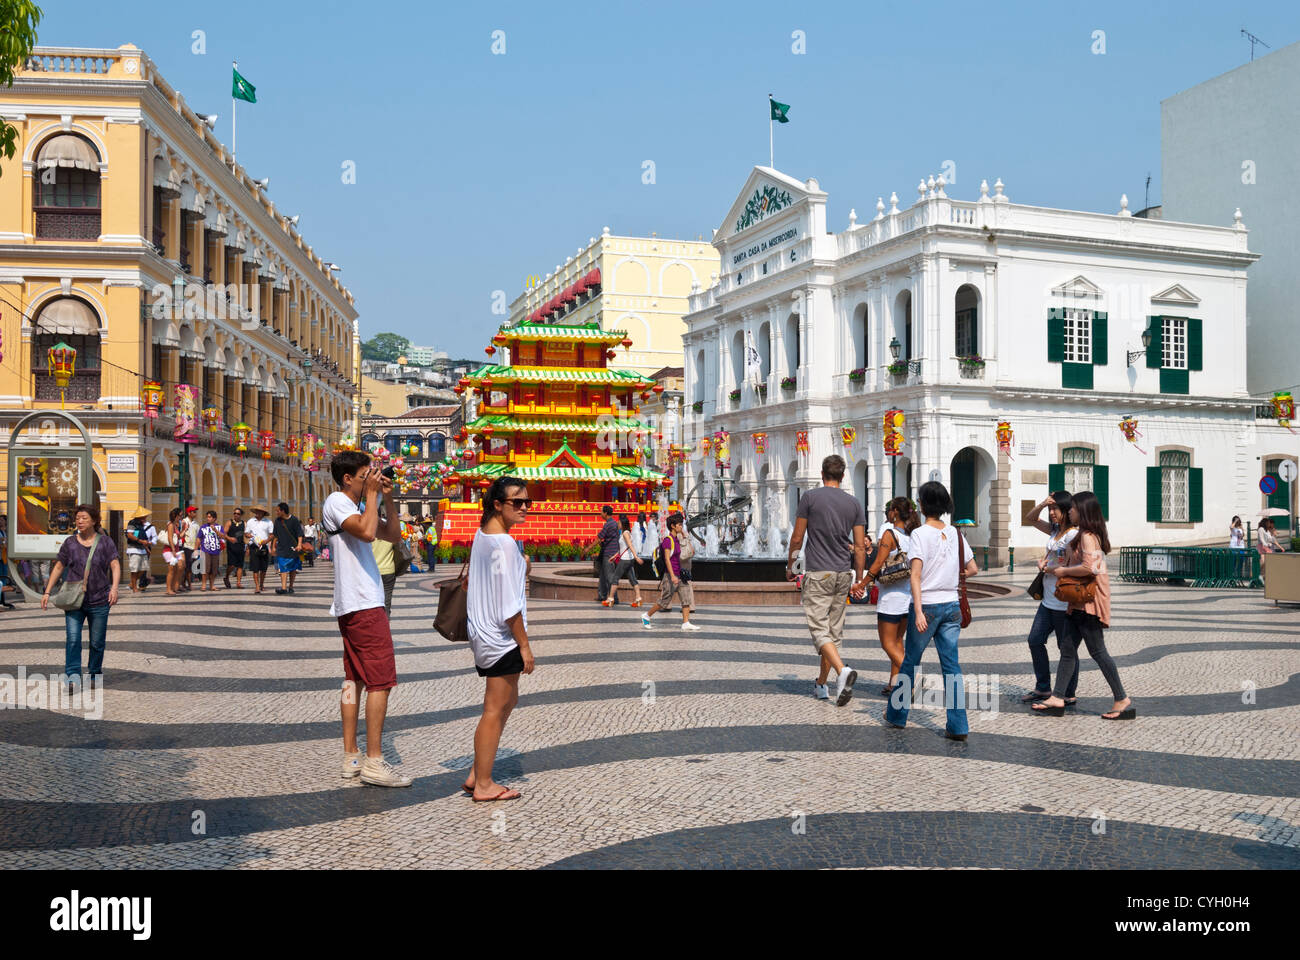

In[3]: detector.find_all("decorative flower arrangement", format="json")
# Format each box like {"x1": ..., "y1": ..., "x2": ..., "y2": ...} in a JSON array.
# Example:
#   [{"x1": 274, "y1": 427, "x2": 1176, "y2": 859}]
[
  {"x1": 757, "y1": 383, "x2": 768, "y2": 395},
  {"x1": 728, "y1": 388, "x2": 741, "y2": 401},
  {"x1": 888, "y1": 361, "x2": 908, "y2": 376},
  {"x1": 435, "y1": 542, "x2": 453, "y2": 563},
  {"x1": 780, "y1": 376, "x2": 796, "y2": 390},
  {"x1": 958, "y1": 355, "x2": 985, "y2": 368},
  {"x1": 848, "y1": 367, "x2": 867, "y2": 382},
  {"x1": 691, "y1": 400, "x2": 704, "y2": 413}
]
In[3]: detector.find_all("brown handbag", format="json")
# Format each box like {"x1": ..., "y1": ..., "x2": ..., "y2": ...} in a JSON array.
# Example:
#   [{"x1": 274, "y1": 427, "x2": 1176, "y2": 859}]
[
  {"x1": 957, "y1": 529, "x2": 972, "y2": 628},
  {"x1": 1053, "y1": 575, "x2": 1097, "y2": 606},
  {"x1": 434, "y1": 542, "x2": 473, "y2": 643}
]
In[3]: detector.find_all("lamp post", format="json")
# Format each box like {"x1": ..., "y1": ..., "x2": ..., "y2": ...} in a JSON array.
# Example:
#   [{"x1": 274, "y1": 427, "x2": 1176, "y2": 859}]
[
  {"x1": 1127, "y1": 327, "x2": 1154, "y2": 367},
  {"x1": 888, "y1": 335, "x2": 921, "y2": 376}
]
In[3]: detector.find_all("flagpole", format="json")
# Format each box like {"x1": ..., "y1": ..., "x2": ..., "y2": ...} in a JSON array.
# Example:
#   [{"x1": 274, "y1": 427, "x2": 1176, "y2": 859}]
[
  {"x1": 768, "y1": 94, "x2": 774, "y2": 168},
  {"x1": 232, "y1": 59, "x2": 237, "y2": 164}
]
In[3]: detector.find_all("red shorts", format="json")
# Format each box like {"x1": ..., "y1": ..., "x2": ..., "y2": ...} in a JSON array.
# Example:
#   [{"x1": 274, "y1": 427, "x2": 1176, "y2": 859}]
[{"x1": 337, "y1": 607, "x2": 397, "y2": 691}]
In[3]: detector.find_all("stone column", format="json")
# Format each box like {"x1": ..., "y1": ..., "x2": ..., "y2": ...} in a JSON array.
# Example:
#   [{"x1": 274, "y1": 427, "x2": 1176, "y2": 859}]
[{"x1": 990, "y1": 447, "x2": 1012, "y2": 567}]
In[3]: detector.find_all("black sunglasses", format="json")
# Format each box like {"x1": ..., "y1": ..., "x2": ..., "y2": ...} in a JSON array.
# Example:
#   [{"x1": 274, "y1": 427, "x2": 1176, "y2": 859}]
[{"x1": 502, "y1": 497, "x2": 532, "y2": 509}]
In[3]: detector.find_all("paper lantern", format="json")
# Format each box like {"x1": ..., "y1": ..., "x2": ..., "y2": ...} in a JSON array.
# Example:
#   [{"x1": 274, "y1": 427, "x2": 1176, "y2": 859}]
[
  {"x1": 883, "y1": 410, "x2": 904, "y2": 457},
  {"x1": 660, "y1": 476, "x2": 673, "y2": 488},
  {"x1": 233, "y1": 422, "x2": 253, "y2": 457},
  {"x1": 841, "y1": 424, "x2": 856, "y2": 446},
  {"x1": 485, "y1": 345, "x2": 496, "y2": 357},
  {"x1": 652, "y1": 384, "x2": 664, "y2": 395},
  {"x1": 141, "y1": 379, "x2": 164, "y2": 419},
  {"x1": 996, "y1": 420, "x2": 1014, "y2": 456},
  {"x1": 1274, "y1": 391, "x2": 1295, "y2": 431},
  {"x1": 795, "y1": 430, "x2": 810, "y2": 458},
  {"x1": 606, "y1": 350, "x2": 617, "y2": 360},
  {"x1": 1118, "y1": 415, "x2": 1147, "y2": 454},
  {"x1": 202, "y1": 402, "x2": 222, "y2": 445},
  {"x1": 621, "y1": 338, "x2": 633, "y2": 350},
  {"x1": 174, "y1": 384, "x2": 199, "y2": 443},
  {"x1": 258, "y1": 429, "x2": 275, "y2": 462},
  {"x1": 47, "y1": 341, "x2": 76, "y2": 408},
  {"x1": 454, "y1": 385, "x2": 464, "y2": 395},
  {"x1": 492, "y1": 333, "x2": 508, "y2": 344}
]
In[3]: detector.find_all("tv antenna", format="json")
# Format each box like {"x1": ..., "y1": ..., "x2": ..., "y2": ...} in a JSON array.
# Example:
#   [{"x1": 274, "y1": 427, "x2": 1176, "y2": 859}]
[
  {"x1": 1242, "y1": 28, "x2": 1270, "y2": 61},
  {"x1": 1144, "y1": 173, "x2": 1151, "y2": 212}
]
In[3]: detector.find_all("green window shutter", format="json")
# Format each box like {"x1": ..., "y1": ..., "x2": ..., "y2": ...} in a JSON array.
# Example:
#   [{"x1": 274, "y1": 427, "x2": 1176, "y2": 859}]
[
  {"x1": 1048, "y1": 463, "x2": 1065, "y2": 493},
  {"x1": 1047, "y1": 308, "x2": 1064, "y2": 363},
  {"x1": 1160, "y1": 367, "x2": 1189, "y2": 394},
  {"x1": 1146, "y1": 317, "x2": 1163, "y2": 368},
  {"x1": 1189, "y1": 467, "x2": 1203, "y2": 523},
  {"x1": 1062, "y1": 362, "x2": 1093, "y2": 390},
  {"x1": 1092, "y1": 311, "x2": 1108, "y2": 366},
  {"x1": 1094, "y1": 464, "x2": 1109, "y2": 520},
  {"x1": 1147, "y1": 467, "x2": 1163, "y2": 522},
  {"x1": 1187, "y1": 316, "x2": 1203, "y2": 371}
]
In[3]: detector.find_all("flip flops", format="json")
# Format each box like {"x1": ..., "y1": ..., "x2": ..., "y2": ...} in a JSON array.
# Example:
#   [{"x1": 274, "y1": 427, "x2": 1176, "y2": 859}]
[{"x1": 471, "y1": 787, "x2": 521, "y2": 803}]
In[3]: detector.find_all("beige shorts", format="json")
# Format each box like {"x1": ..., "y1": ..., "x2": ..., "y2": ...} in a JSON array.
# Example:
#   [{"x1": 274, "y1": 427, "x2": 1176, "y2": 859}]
[
  {"x1": 657, "y1": 573, "x2": 694, "y2": 611},
  {"x1": 127, "y1": 553, "x2": 148, "y2": 573},
  {"x1": 801, "y1": 570, "x2": 854, "y2": 652}
]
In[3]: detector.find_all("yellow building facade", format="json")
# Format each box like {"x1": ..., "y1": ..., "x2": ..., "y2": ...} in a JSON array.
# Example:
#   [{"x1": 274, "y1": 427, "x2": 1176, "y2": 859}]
[
  {"x1": 0, "y1": 45, "x2": 359, "y2": 554},
  {"x1": 508, "y1": 228, "x2": 719, "y2": 376}
]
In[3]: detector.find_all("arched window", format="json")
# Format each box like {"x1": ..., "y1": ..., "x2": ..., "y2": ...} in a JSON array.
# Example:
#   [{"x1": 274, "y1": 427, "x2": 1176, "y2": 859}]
[
  {"x1": 31, "y1": 298, "x2": 102, "y2": 402},
  {"x1": 785, "y1": 312, "x2": 800, "y2": 372},
  {"x1": 955, "y1": 284, "x2": 979, "y2": 358},
  {"x1": 428, "y1": 433, "x2": 446, "y2": 459},
  {"x1": 850, "y1": 303, "x2": 868, "y2": 370},
  {"x1": 35, "y1": 135, "x2": 101, "y2": 240}
]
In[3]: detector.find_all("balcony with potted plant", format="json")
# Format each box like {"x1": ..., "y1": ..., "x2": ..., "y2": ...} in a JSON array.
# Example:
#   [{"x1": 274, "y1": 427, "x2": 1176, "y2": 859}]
[
  {"x1": 887, "y1": 336, "x2": 921, "y2": 384},
  {"x1": 728, "y1": 388, "x2": 741, "y2": 406},
  {"x1": 691, "y1": 399, "x2": 704, "y2": 414},
  {"x1": 779, "y1": 375, "x2": 796, "y2": 393},
  {"x1": 848, "y1": 366, "x2": 867, "y2": 389},
  {"x1": 957, "y1": 355, "x2": 985, "y2": 379}
]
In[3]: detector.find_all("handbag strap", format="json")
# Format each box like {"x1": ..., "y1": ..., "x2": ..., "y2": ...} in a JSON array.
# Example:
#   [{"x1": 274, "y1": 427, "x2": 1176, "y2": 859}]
[{"x1": 957, "y1": 528, "x2": 967, "y2": 589}]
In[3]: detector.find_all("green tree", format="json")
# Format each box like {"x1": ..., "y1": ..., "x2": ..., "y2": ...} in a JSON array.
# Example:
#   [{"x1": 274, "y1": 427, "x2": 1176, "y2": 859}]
[
  {"x1": 0, "y1": 2, "x2": 43, "y2": 173},
  {"x1": 361, "y1": 332, "x2": 411, "y2": 362}
]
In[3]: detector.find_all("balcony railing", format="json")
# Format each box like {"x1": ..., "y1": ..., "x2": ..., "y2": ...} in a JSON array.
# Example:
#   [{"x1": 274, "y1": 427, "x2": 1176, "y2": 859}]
[{"x1": 35, "y1": 208, "x2": 101, "y2": 240}]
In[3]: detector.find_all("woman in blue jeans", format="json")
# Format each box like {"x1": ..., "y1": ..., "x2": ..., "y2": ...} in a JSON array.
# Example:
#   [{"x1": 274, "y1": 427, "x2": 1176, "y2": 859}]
[
  {"x1": 884, "y1": 481, "x2": 979, "y2": 741},
  {"x1": 1019, "y1": 491, "x2": 1079, "y2": 704},
  {"x1": 41, "y1": 503, "x2": 121, "y2": 694}
]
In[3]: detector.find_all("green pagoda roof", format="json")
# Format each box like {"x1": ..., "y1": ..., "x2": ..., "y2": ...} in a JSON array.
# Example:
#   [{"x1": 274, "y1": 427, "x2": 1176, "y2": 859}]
[
  {"x1": 450, "y1": 463, "x2": 667, "y2": 483},
  {"x1": 499, "y1": 321, "x2": 628, "y2": 341},
  {"x1": 468, "y1": 365, "x2": 654, "y2": 385},
  {"x1": 467, "y1": 414, "x2": 654, "y2": 434}
]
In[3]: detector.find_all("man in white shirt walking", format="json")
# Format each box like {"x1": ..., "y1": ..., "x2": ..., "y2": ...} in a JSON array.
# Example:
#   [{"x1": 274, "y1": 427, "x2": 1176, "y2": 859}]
[{"x1": 321, "y1": 450, "x2": 409, "y2": 787}]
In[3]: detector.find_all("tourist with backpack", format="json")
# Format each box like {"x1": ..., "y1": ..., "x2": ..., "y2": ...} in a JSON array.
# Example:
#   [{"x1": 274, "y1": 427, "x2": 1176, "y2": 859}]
[
  {"x1": 124, "y1": 506, "x2": 157, "y2": 593},
  {"x1": 640, "y1": 512, "x2": 700, "y2": 631}
]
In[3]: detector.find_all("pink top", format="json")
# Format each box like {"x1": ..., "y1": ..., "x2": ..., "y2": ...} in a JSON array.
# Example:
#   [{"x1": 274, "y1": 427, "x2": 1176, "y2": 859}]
[{"x1": 1068, "y1": 532, "x2": 1111, "y2": 628}]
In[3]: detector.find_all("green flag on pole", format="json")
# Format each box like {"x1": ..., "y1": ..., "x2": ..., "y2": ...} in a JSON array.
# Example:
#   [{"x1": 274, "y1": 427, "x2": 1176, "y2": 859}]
[
  {"x1": 770, "y1": 98, "x2": 790, "y2": 123},
  {"x1": 233, "y1": 67, "x2": 257, "y2": 104}
]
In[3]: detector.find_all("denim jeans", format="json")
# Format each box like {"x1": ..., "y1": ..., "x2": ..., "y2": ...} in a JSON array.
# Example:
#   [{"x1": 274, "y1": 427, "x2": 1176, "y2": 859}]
[
  {"x1": 1053, "y1": 610, "x2": 1127, "y2": 702},
  {"x1": 1026, "y1": 603, "x2": 1077, "y2": 696},
  {"x1": 65, "y1": 604, "x2": 110, "y2": 678},
  {"x1": 885, "y1": 601, "x2": 968, "y2": 736}
]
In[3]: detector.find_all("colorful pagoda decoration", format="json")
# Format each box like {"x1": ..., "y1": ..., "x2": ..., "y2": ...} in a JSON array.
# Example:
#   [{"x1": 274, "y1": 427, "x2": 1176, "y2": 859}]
[{"x1": 448, "y1": 319, "x2": 668, "y2": 503}]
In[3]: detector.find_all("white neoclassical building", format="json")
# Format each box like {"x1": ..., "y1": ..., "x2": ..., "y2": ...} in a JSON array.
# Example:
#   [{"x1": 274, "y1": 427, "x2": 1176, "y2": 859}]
[{"x1": 683, "y1": 166, "x2": 1293, "y2": 560}]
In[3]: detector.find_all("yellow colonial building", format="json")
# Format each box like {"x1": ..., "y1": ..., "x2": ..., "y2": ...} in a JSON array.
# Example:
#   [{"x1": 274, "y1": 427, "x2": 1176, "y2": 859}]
[
  {"x1": 508, "y1": 228, "x2": 719, "y2": 376},
  {"x1": 0, "y1": 44, "x2": 359, "y2": 550}
]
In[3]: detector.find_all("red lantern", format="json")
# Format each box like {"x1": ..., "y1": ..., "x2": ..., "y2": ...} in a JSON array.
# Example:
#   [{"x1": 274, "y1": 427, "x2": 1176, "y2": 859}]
[
  {"x1": 621, "y1": 338, "x2": 633, "y2": 349},
  {"x1": 258, "y1": 429, "x2": 275, "y2": 462},
  {"x1": 478, "y1": 479, "x2": 491, "y2": 489},
  {"x1": 141, "y1": 379, "x2": 164, "y2": 418},
  {"x1": 482, "y1": 424, "x2": 495, "y2": 437},
  {"x1": 652, "y1": 384, "x2": 664, "y2": 395},
  {"x1": 641, "y1": 391, "x2": 651, "y2": 401},
  {"x1": 485, "y1": 345, "x2": 496, "y2": 357},
  {"x1": 458, "y1": 377, "x2": 471, "y2": 388},
  {"x1": 285, "y1": 435, "x2": 300, "y2": 455},
  {"x1": 454, "y1": 385, "x2": 464, "y2": 395},
  {"x1": 660, "y1": 476, "x2": 672, "y2": 488},
  {"x1": 606, "y1": 350, "x2": 616, "y2": 360},
  {"x1": 492, "y1": 333, "x2": 507, "y2": 344}
]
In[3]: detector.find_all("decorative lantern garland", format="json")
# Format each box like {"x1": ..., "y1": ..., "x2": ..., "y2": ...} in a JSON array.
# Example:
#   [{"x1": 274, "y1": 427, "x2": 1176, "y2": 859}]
[
  {"x1": 840, "y1": 423, "x2": 856, "y2": 461},
  {"x1": 996, "y1": 420, "x2": 1014, "y2": 459},
  {"x1": 1119, "y1": 415, "x2": 1146, "y2": 454},
  {"x1": 47, "y1": 341, "x2": 77, "y2": 409},
  {"x1": 233, "y1": 422, "x2": 252, "y2": 457},
  {"x1": 258, "y1": 429, "x2": 275, "y2": 467},
  {"x1": 141, "y1": 379, "x2": 164, "y2": 419},
  {"x1": 751, "y1": 431, "x2": 767, "y2": 455},
  {"x1": 712, "y1": 430, "x2": 730, "y2": 471},
  {"x1": 795, "y1": 430, "x2": 810, "y2": 459},
  {"x1": 202, "y1": 401, "x2": 222, "y2": 446},
  {"x1": 883, "y1": 409, "x2": 904, "y2": 457}
]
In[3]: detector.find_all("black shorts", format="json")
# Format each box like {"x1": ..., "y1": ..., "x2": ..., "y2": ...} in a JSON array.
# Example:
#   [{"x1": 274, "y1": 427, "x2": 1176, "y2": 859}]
[
  {"x1": 247, "y1": 547, "x2": 270, "y2": 573},
  {"x1": 877, "y1": 611, "x2": 908, "y2": 624},
  {"x1": 476, "y1": 645, "x2": 523, "y2": 678},
  {"x1": 226, "y1": 550, "x2": 245, "y2": 571}
]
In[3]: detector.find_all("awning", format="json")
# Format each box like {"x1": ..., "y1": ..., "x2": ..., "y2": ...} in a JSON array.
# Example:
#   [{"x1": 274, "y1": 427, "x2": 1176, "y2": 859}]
[
  {"x1": 584, "y1": 268, "x2": 601, "y2": 287},
  {"x1": 35, "y1": 297, "x2": 100, "y2": 335},
  {"x1": 203, "y1": 206, "x2": 227, "y2": 237},
  {"x1": 153, "y1": 158, "x2": 182, "y2": 198},
  {"x1": 36, "y1": 134, "x2": 99, "y2": 171},
  {"x1": 560, "y1": 285, "x2": 576, "y2": 303}
]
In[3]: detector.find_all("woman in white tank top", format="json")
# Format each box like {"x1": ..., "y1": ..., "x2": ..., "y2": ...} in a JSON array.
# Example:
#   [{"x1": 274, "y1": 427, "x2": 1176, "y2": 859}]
[{"x1": 853, "y1": 497, "x2": 921, "y2": 695}]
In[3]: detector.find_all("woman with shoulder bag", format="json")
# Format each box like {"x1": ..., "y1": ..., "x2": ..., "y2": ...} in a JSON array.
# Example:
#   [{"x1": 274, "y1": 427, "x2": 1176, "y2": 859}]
[
  {"x1": 853, "y1": 496, "x2": 920, "y2": 695},
  {"x1": 604, "y1": 515, "x2": 644, "y2": 608},
  {"x1": 163, "y1": 507, "x2": 185, "y2": 596},
  {"x1": 40, "y1": 504, "x2": 121, "y2": 694},
  {"x1": 1032, "y1": 491, "x2": 1134, "y2": 720},
  {"x1": 883, "y1": 482, "x2": 979, "y2": 740},
  {"x1": 1020, "y1": 491, "x2": 1080, "y2": 704}
]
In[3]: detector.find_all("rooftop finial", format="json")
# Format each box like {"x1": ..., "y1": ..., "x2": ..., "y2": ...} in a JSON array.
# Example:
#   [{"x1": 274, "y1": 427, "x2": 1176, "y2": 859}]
[
  {"x1": 1118, "y1": 193, "x2": 1131, "y2": 217},
  {"x1": 888, "y1": 192, "x2": 899, "y2": 215},
  {"x1": 935, "y1": 173, "x2": 947, "y2": 198},
  {"x1": 993, "y1": 178, "x2": 1006, "y2": 202},
  {"x1": 848, "y1": 208, "x2": 857, "y2": 228},
  {"x1": 979, "y1": 179, "x2": 990, "y2": 201},
  {"x1": 1233, "y1": 207, "x2": 1245, "y2": 230},
  {"x1": 875, "y1": 197, "x2": 885, "y2": 220},
  {"x1": 917, "y1": 179, "x2": 927, "y2": 201}
]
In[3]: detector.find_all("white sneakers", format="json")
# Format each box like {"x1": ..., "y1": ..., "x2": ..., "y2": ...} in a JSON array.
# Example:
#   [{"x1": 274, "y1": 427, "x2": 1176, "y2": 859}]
[
  {"x1": 680, "y1": 621, "x2": 701, "y2": 632},
  {"x1": 342, "y1": 752, "x2": 362, "y2": 779},
  {"x1": 813, "y1": 682, "x2": 830, "y2": 700},
  {"x1": 359, "y1": 756, "x2": 412, "y2": 787},
  {"x1": 834, "y1": 666, "x2": 858, "y2": 706},
  {"x1": 641, "y1": 613, "x2": 653, "y2": 629}
]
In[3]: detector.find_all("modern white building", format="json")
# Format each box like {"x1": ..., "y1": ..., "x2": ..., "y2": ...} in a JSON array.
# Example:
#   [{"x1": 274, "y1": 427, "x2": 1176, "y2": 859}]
[{"x1": 682, "y1": 166, "x2": 1282, "y2": 559}]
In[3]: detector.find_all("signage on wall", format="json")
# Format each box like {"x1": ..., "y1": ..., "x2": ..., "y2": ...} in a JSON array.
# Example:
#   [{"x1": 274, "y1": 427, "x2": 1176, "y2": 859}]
[
  {"x1": 1260, "y1": 476, "x2": 1277, "y2": 495},
  {"x1": 107, "y1": 454, "x2": 138, "y2": 472},
  {"x1": 1278, "y1": 460, "x2": 1298, "y2": 484},
  {"x1": 731, "y1": 227, "x2": 799, "y2": 267},
  {"x1": 1146, "y1": 552, "x2": 1171, "y2": 573},
  {"x1": 1019, "y1": 441, "x2": 1039, "y2": 457},
  {"x1": 734, "y1": 183, "x2": 796, "y2": 233}
]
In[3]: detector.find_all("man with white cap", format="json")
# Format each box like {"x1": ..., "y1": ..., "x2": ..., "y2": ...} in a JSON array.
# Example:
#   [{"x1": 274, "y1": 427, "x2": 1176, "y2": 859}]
[{"x1": 124, "y1": 506, "x2": 157, "y2": 593}]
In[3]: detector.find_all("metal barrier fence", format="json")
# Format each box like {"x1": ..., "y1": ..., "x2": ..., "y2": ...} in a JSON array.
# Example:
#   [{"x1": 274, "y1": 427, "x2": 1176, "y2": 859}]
[{"x1": 1117, "y1": 546, "x2": 1262, "y2": 588}]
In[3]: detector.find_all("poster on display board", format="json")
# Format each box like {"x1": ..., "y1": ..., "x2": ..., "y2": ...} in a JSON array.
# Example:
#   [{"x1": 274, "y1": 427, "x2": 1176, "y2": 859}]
[{"x1": 6, "y1": 412, "x2": 95, "y2": 560}]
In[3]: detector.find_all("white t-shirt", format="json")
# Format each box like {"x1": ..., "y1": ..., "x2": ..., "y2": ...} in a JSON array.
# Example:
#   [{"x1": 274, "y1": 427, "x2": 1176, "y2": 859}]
[
  {"x1": 1229, "y1": 526, "x2": 1245, "y2": 549},
  {"x1": 1041, "y1": 527, "x2": 1078, "y2": 612},
  {"x1": 303, "y1": 523, "x2": 317, "y2": 539},
  {"x1": 467, "y1": 529, "x2": 528, "y2": 669},
  {"x1": 246, "y1": 517, "x2": 274, "y2": 548},
  {"x1": 875, "y1": 523, "x2": 913, "y2": 616},
  {"x1": 909, "y1": 522, "x2": 969, "y2": 605},
  {"x1": 321, "y1": 491, "x2": 386, "y2": 618}
]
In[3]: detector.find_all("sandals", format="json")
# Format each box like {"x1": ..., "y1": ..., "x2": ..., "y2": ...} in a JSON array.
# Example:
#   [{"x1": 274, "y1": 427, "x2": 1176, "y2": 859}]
[
  {"x1": 471, "y1": 787, "x2": 521, "y2": 803},
  {"x1": 1102, "y1": 700, "x2": 1136, "y2": 720},
  {"x1": 1031, "y1": 702, "x2": 1066, "y2": 716},
  {"x1": 631, "y1": 599, "x2": 643, "y2": 608},
  {"x1": 1020, "y1": 690, "x2": 1051, "y2": 703}
]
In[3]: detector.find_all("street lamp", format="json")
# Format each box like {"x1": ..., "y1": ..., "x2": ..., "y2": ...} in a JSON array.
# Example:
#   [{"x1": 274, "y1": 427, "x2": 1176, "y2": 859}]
[
  {"x1": 365, "y1": 398, "x2": 372, "y2": 414},
  {"x1": 1127, "y1": 327, "x2": 1154, "y2": 367},
  {"x1": 888, "y1": 336, "x2": 901, "y2": 361}
]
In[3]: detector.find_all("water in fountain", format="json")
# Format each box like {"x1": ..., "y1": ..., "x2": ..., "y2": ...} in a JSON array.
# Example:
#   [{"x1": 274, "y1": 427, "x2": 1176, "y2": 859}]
[
  {"x1": 765, "y1": 493, "x2": 787, "y2": 557},
  {"x1": 704, "y1": 523, "x2": 720, "y2": 557},
  {"x1": 742, "y1": 520, "x2": 761, "y2": 558}
]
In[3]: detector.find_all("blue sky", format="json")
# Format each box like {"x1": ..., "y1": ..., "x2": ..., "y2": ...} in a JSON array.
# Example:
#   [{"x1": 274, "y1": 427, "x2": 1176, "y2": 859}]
[{"x1": 35, "y1": 0, "x2": 1300, "y2": 357}]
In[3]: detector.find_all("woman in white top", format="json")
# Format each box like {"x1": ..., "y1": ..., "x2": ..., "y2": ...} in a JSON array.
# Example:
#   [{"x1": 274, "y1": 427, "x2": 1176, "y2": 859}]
[
  {"x1": 604, "y1": 515, "x2": 644, "y2": 607},
  {"x1": 464, "y1": 476, "x2": 535, "y2": 803},
  {"x1": 1020, "y1": 492, "x2": 1079, "y2": 704},
  {"x1": 1228, "y1": 516, "x2": 1245, "y2": 550},
  {"x1": 854, "y1": 496, "x2": 921, "y2": 695},
  {"x1": 882, "y1": 481, "x2": 979, "y2": 741}
]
